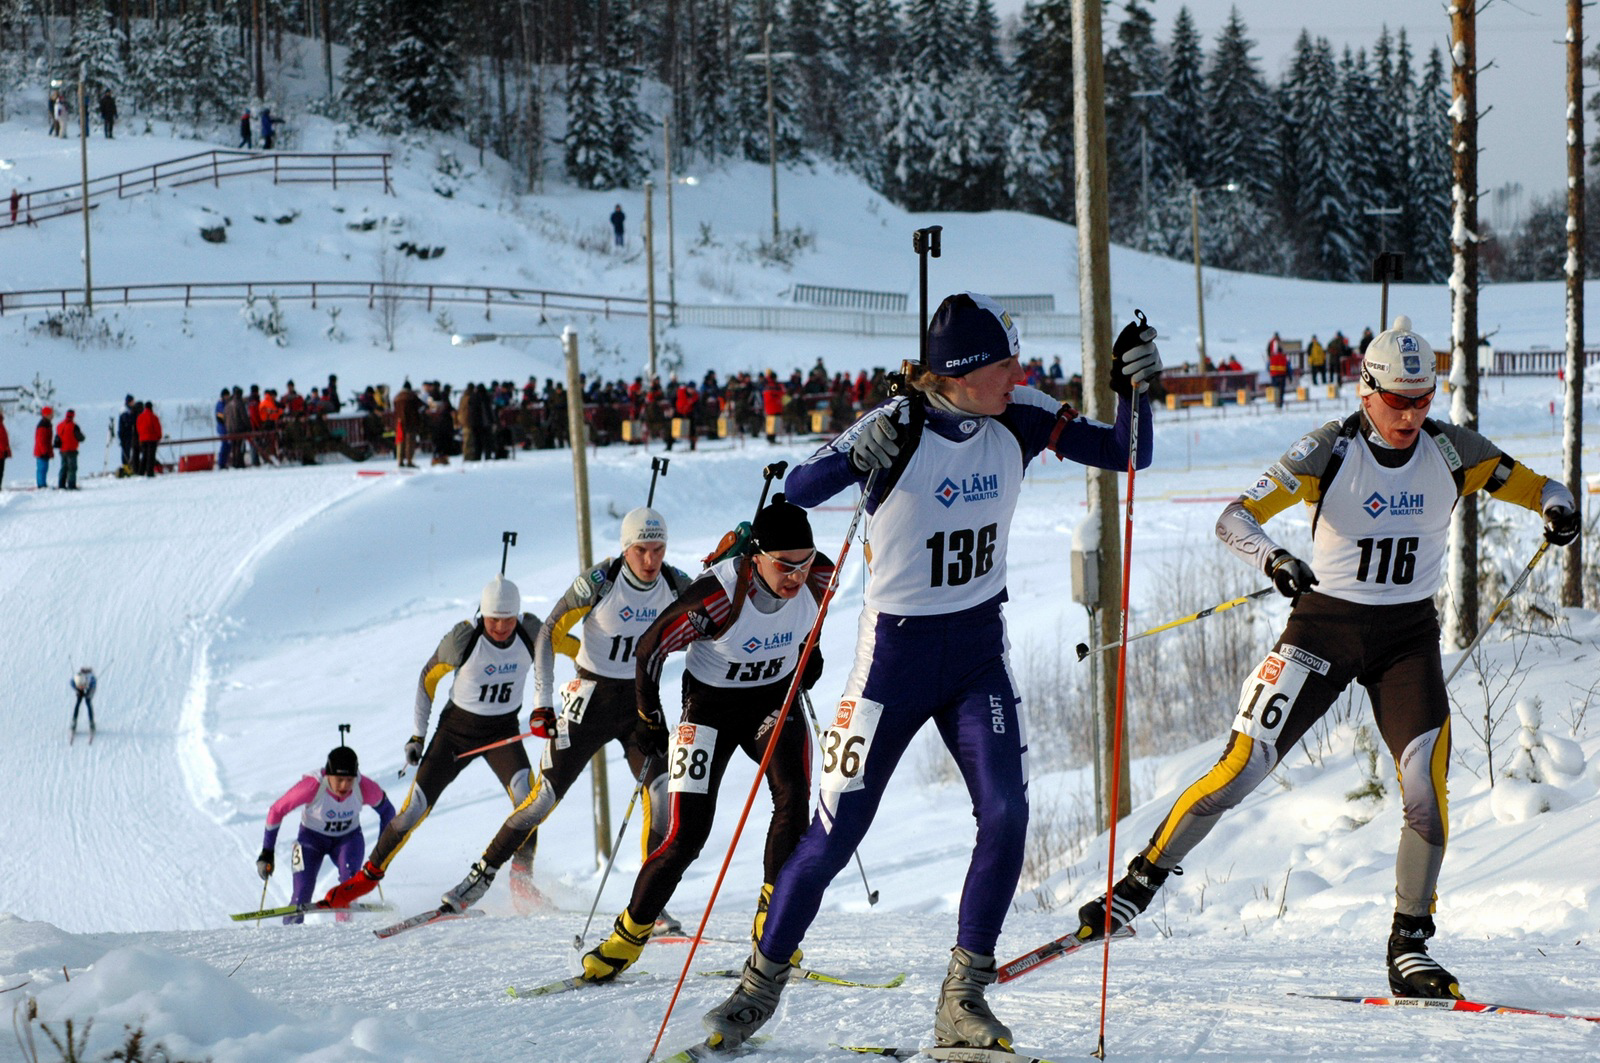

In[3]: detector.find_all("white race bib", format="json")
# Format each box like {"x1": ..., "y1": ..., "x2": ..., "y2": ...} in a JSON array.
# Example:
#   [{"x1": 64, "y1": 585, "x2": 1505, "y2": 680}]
[
  {"x1": 667, "y1": 722, "x2": 718, "y2": 795},
  {"x1": 291, "y1": 841, "x2": 305, "y2": 873},
  {"x1": 819, "y1": 697, "x2": 884, "y2": 794},
  {"x1": 554, "y1": 677, "x2": 597, "y2": 751},
  {"x1": 1229, "y1": 648, "x2": 1321, "y2": 743}
]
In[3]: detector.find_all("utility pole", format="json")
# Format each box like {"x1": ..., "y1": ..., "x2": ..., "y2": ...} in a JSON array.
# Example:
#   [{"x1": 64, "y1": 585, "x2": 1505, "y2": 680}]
[
  {"x1": 764, "y1": 23, "x2": 779, "y2": 244},
  {"x1": 645, "y1": 181, "x2": 658, "y2": 380},
  {"x1": 1072, "y1": 0, "x2": 1127, "y2": 822},
  {"x1": 1446, "y1": 1, "x2": 1481, "y2": 648},
  {"x1": 1563, "y1": 0, "x2": 1586, "y2": 606},
  {"x1": 1190, "y1": 188, "x2": 1205, "y2": 369},
  {"x1": 1130, "y1": 88, "x2": 1163, "y2": 253},
  {"x1": 78, "y1": 63, "x2": 92, "y2": 313}
]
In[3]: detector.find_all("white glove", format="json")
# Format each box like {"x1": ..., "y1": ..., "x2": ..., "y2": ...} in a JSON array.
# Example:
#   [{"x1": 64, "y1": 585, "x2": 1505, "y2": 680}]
[{"x1": 848, "y1": 411, "x2": 903, "y2": 473}]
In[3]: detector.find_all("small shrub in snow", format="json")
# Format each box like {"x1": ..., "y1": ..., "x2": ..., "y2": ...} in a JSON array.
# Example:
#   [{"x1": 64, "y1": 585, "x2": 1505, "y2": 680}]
[
  {"x1": 1343, "y1": 724, "x2": 1385, "y2": 806},
  {"x1": 14, "y1": 373, "x2": 57, "y2": 415},
  {"x1": 1503, "y1": 697, "x2": 1585, "y2": 783},
  {"x1": 29, "y1": 309, "x2": 134, "y2": 349},
  {"x1": 325, "y1": 306, "x2": 346, "y2": 343},
  {"x1": 242, "y1": 295, "x2": 288, "y2": 347}
]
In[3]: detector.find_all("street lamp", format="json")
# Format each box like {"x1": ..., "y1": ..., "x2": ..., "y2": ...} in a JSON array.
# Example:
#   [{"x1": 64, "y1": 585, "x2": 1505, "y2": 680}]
[
  {"x1": 662, "y1": 114, "x2": 698, "y2": 325},
  {"x1": 450, "y1": 325, "x2": 611, "y2": 862},
  {"x1": 743, "y1": 25, "x2": 795, "y2": 245},
  {"x1": 1190, "y1": 182, "x2": 1239, "y2": 370}
]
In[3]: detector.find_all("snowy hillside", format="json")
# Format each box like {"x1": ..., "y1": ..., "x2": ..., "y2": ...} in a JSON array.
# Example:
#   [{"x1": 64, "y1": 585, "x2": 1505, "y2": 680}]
[{"x1": 2, "y1": 118, "x2": 1599, "y2": 1061}]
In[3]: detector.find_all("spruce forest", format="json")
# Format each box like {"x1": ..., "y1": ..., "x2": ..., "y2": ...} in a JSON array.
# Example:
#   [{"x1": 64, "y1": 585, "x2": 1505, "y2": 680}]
[{"x1": 4, "y1": 0, "x2": 1599, "y2": 284}]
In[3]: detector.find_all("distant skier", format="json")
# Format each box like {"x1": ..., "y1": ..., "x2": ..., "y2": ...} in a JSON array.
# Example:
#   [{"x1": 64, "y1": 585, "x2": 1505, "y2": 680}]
[
  {"x1": 258, "y1": 744, "x2": 395, "y2": 924},
  {"x1": 260, "y1": 107, "x2": 274, "y2": 150},
  {"x1": 610, "y1": 204, "x2": 625, "y2": 248},
  {"x1": 70, "y1": 666, "x2": 96, "y2": 741},
  {"x1": 321, "y1": 576, "x2": 542, "y2": 908},
  {"x1": 437, "y1": 508, "x2": 692, "y2": 919},
  {"x1": 239, "y1": 110, "x2": 253, "y2": 149},
  {"x1": 579, "y1": 497, "x2": 832, "y2": 986},
  {"x1": 1075, "y1": 315, "x2": 1581, "y2": 1001}
]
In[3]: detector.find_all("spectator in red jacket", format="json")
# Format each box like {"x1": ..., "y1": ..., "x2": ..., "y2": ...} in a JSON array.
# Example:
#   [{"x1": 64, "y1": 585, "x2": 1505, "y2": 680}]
[
  {"x1": 673, "y1": 381, "x2": 700, "y2": 452},
  {"x1": 54, "y1": 408, "x2": 85, "y2": 490},
  {"x1": 135, "y1": 402, "x2": 162, "y2": 477},
  {"x1": 0, "y1": 407, "x2": 11, "y2": 489},
  {"x1": 761, "y1": 373, "x2": 785, "y2": 444},
  {"x1": 34, "y1": 405, "x2": 54, "y2": 488}
]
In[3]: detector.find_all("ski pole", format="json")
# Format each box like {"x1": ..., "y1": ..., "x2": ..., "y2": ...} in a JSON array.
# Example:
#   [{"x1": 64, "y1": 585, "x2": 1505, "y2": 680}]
[
  {"x1": 254, "y1": 878, "x2": 269, "y2": 926},
  {"x1": 1443, "y1": 539, "x2": 1551, "y2": 687},
  {"x1": 1095, "y1": 314, "x2": 1147, "y2": 1061},
  {"x1": 574, "y1": 758, "x2": 656, "y2": 950},
  {"x1": 757, "y1": 460, "x2": 786, "y2": 512},
  {"x1": 645, "y1": 470, "x2": 875, "y2": 1063},
  {"x1": 499, "y1": 530, "x2": 517, "y2": 575},
  {"x1": 454, "y1": 728, "x2": 538, "y2": 761},
  {"x1": 798, "y1": 691, "x2": 879, "y2": 906},
  {"x1": 647, "y1": 456, "x2": 669, "y2": 507},
  {"x1": 1075, "y1": 587, "x2": 1275, "y2": 661}
]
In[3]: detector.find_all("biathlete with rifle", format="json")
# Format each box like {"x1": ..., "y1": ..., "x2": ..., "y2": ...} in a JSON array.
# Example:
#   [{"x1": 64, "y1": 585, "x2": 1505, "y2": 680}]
[
  {"x1": 703, "y1": 292, "x2": 1161, "y2": 1052},
  {"x1": 322, "y1": 575, "x2": 543, "y2": 908},
  {"x1": 1075, "y1": 315, "x2": 1581, "y2": 1000},
  {"x1": 438, "y1": 507, "x2": 694, "y2": 920}
]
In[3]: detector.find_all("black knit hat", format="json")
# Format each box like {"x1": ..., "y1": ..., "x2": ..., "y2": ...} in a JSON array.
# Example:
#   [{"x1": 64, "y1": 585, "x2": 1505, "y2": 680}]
[
  {"x1": 751, "y1": 494, "x2": 813, "y2": 552},
  {"x1": 325, "y1": 746, "x2": 359, "y2": 777}
]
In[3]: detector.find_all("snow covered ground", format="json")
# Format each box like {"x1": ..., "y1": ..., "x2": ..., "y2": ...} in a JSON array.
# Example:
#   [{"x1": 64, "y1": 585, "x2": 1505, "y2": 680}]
[{"x1": 2, "y1": 113, "x2": 1598, "y2": 1061}]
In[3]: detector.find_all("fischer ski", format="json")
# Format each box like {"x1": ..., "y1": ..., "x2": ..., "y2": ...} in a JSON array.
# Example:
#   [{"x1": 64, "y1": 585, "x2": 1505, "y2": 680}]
[
  {"x1": 996, "y1": 925, "x2": 1135, "y2": 983},
  {"x1": 1290, "y1": 993, "x2": 1600, "y2": 1023},
  {"x1": 372, "y1": 905, "x2": 487, "y2": 939},
  {"x1": 836, "y1": 1048, "x2": 1058, "y2": 1062},
  {"x1": 230, "y1": 901, "x2": 393, "y2": 921},
  {"x1": 506, "y1": 973, "x2": 650, "y2": 998},
  {"x1": 659, "y1": 1034, "x2": 769, "y2": 1061},
  {"x1": 699, "y1": 966, "x2": 907, "y2": 989},
  {"x1": 831, "y1": 1047, "x2": 917, "y2": 1058}
]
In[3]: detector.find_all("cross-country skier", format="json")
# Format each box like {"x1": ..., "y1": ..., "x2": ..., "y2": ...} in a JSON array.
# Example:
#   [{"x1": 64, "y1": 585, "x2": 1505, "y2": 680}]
[
  {"x1": 578, "y1": 496, "x2": 833, "y2": 984},
  {"x1": 704, "y1": 292, "x2": 1160, "y2": 1052},
  {"x1": 70, "y1": 666, "x2": 96, "y2": 739},
  {"x1": 438, "y1": 508, "x2": 693, "y2": 919},
  {"x1": 258, "y1": 745, "x2": 395, "y2": 923},
  {"x1": 1075, "y1": 315, "x2": 1581, "y2": 1000},
  {"x1": 321, "y1": 576, "x2": 543, "y2": 907}
]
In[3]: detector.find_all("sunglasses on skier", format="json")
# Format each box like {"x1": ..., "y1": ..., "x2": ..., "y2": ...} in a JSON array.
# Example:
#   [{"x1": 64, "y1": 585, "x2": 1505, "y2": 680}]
[
  {"x1": 1362, "y1": 369, "x2": 1435, "y2": 411},
  {"x1": 758, "y1": 548, "x2": 816, "y2": 574}
]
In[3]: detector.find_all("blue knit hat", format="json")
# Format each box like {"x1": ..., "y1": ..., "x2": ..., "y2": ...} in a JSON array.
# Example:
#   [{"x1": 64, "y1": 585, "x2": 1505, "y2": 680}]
[{"x1": 926, "y1": 292, "x2": 1020, "y2": 377}]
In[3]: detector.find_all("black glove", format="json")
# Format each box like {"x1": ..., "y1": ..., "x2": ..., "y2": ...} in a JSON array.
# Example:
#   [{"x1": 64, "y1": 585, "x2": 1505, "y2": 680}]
[
  {"x1": 256, "y1": 848, "x2": 275, "y2": 880},
  {"x1": 528, "y1": 706, "x2": 556, "y2": 739},
  {"x1": 1267, "y1": 549, "x2": 1319, "y2": 600},
  {"x1": 634, "y1": 712, "x2": 668, "y2": 758},
  {"x1": 404, "y1": 734, "x2": 425, "y2": 766},
  {"x1": 1544, "y1": 504, "x2": 1580, "y2": 547},
  {"x1": 848, "y1": 409, "x2": 903, "y2": 473},
  {"x1": 1110, "y1": 312, "x2": 1162, "y2": 400}
]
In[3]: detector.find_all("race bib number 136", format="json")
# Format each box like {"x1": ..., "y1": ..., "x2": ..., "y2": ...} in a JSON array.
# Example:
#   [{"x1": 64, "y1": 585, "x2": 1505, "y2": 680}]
[{"x1": 819, "y1": 697, "x2": 884, "y2": 794}]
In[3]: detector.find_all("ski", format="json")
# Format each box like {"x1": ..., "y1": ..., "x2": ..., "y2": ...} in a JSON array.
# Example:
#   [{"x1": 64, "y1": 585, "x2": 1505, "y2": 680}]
[
  {"x1": 372, "y1": 905, "x2": 486, "y2": 939},
  {"x1": 1290, "y1": 993, "x2": 1600, "y2": 1023},
  {"x1": 505, "y1": 973, "x2": 649, "y2": 998},
  {"x1": 699, "y1": 966, "x2": 907, "y2": 989},
  {"x1": 659, "y1": 1034, "x2": 769, "y2": 1061},
  {"x1": 830, "y1": 1046, "x2": 918, "y2": 1058},
  {"x1": 229, "y1": 901, "x2": 393, "y2": 921},
  {"x1": 996, "y1": 925, "x2": 1134, "y2": 983},
  {"x1": 835, "y1": 1048, "x2": 1057, "y2": 1062}
]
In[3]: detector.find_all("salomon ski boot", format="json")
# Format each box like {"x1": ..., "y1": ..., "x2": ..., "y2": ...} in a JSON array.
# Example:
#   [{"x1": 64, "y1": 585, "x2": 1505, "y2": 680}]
[
  {"x1": 322, "y1": 860, "x2": 384, "y2": 908},
  {"x1": 653, "y1": 910, "x2": 684, "y2": 937},
  {"x1": 1387, "y1": 913, "x2": 1462, "y2": 999},
  {"x1": 702, "y1": 946, "x2": 791, "y2": 1050},
  {"x1": 1076, "y1": 854, "x2": 1173, "y2": 941},
  {"x1": 580, "y1": 910, "x2": 652, "y2": 983},
  {"x1": 933, "y1": 947, "x2": 1013, "y2": 1048},
  {"x1": 441, "y1": 859, "x2": 497, "y2": 913}
]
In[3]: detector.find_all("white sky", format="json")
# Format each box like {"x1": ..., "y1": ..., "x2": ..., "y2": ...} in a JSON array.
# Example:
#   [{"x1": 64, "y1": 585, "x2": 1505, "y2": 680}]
[{"x1": 996, "y1": 0, "x2": 1576, "y2": 227}]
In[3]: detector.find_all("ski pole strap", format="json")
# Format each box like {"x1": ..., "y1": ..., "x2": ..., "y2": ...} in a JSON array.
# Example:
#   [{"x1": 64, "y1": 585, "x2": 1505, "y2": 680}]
[
  {"x1": 1442, "y1": 539, "x2": 1550, "y2": 687},
  {"x1": 1076, "y1": 587, "x2": 1276, "y2": 660}
]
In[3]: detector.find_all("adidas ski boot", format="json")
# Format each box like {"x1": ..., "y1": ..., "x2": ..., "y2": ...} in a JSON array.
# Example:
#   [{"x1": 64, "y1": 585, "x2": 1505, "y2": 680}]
[
  {"x1": 653, "y1": 910, "x2": 684, "y2": 937},
  {"x1": 933, "y1": 947, "x2": 1013, "y2": 1048},
  {"x1": 750, "y1": 882, "x2": 803, "y2": 964},
  {"x1": 1076, "y1": 854, "x2": 1172, "y2": 942},
  {"x1": 702, "y1": 946, "x2": 791, "y2": 1050},
  {"x1": 1387, "y1": 913, "x2": 1462, "y2": 999},
  {"x1": 580, "y1": 910, "x2": 652, "y2": 983},
  {"x1": 322, "y1": 860, "x2": 383, "y2": 908},
  {"x1": 441, "y1": 859, "x2": 496, "y2": 913}
]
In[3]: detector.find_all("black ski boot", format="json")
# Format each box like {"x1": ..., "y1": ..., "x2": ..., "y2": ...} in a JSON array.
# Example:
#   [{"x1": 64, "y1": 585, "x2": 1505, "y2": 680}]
[
  {"x1": 1076, "y1": 855, "x2": 1173, "y2": 941},
  {"x1": 1387, "y1": 913, "x2": 1462, "y2": 999}
]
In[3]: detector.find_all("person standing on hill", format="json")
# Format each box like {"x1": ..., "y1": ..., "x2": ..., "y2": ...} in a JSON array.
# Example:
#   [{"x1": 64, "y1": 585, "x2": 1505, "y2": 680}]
[
  {"x1": 610, "y1": 204, "x2": 625, "y2": 248},
  {"x1": 33, "y1": 406, "x2": 54, "y2": 489},
  {"x1": 258, "y1": 744, "x2": 395, "y2": 924},
  {"x1": 438, "y1": 508, "x2": 693, "y2": 918},
  {"x1": 0, "y1": 407, "x2": 10, "y2": 488},
  {"x1": 98, "y1": 89, "x2": 116, "y2": 138},
  {"x1": 321, "y1": 576, "x2": 543, "y2": 908},
  {"x1": 70, "y1": 666, "x2": 96, "y2": 739},
  {"x1": 1074, "y1": 315, "x2": 1581, "y2": 1002},
  {"x1": 53, "y1": 409, "x2": 84, "y2": 489},
  {"x1": 117, "y1": 395, "x2": 137, "y2": 473},
  {"x1": 394, "y1": 379, "x2": 420, "y2": 468},
  {"x1": 239, "y1": 110, "x2": 253, "y2": 149},
  {"x1": 260, "y1": 107, "x2": 275, "y2": 150},
  {"x1": 135, "y1": 402, "x2": 162, "y2": 477},
  {"x1": 703, "y1": 292, "x2": 1159, "y2": 1053},
  {"x1": 1307, "y1": 334, "x2": 1327, "y2": 385},
  {"x1": 1266, "y1": 331, "x2": 1290, "y2": 408},
  {"x1": 579, "y1": 497, "x2": 833, "y2": 985}
]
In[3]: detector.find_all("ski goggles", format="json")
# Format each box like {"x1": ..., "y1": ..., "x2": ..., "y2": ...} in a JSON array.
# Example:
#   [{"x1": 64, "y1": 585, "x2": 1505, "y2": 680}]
[
  {"x1": 1362, "y1": 370, "x2": 1436, "y2": 411},
  {"x1": 757, "y1": 548, "x2": 816, "y2": 574}
]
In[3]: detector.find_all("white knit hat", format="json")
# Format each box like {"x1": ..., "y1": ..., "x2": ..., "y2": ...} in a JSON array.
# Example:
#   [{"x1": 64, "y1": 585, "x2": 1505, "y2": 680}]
[
  {"x1": 1359, "y1": 315, "x2": 1436, "y2": 395},
  {"x1": 620, "y1": 506, "x2": 668, "y2": 551},
  {"x1": 480, "y1": 575, "x2": 521, "y2": 618}
]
